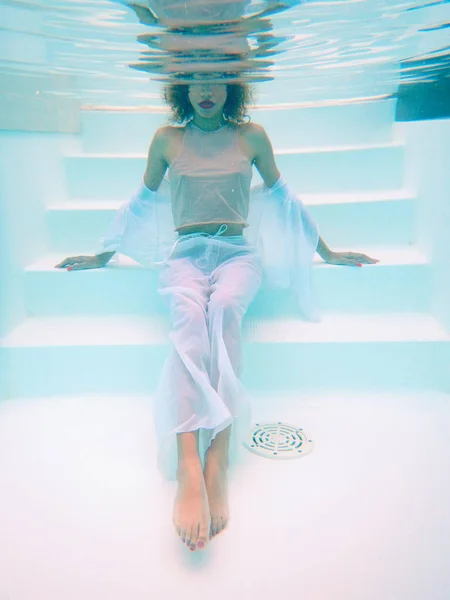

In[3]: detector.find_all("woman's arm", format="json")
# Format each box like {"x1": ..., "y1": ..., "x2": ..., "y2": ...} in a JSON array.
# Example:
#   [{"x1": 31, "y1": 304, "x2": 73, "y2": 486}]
[
  {"x1": 127, "y1": 2, "x2": 158, "y2": 26},
  {"x1": 143, "y1": 126, "x2": 170, "y2": 191},
  {"x1": 248, "y1": 123, "x2": 332, "y2": 258},
  {"x1": 92, "y1": 127, "x2": 169, "y2": 262},
  {"x1": 248, "y1": 123, "x2": 379, "y2": 267},
  {"x1": 247, "y1": 122, "x2": 281, "y2": 189}
]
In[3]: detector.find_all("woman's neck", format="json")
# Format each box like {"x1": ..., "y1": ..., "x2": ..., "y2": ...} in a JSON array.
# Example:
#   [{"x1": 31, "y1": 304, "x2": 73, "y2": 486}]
[{"x1": 191, "y1": 114, "x2": 227, "y2": 132}]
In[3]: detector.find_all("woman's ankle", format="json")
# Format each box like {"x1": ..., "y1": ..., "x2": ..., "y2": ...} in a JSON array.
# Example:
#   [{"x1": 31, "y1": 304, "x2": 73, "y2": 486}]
[{"x1": 204, "y1": 449, "x2": 229, "y2": 471}]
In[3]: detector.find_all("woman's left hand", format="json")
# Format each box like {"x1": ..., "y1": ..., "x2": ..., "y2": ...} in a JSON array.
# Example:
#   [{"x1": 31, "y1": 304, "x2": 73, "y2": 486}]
[{"x1": 324, "y1": 251, "x2": 379, "y2": 267}]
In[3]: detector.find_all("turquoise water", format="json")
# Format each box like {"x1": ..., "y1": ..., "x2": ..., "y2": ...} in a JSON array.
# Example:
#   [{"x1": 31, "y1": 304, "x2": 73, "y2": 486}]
[
  {"x1": 1, "y1": 0, "x2": 448, "y2": 106},
  {"x1": 0, "y1": 0, "x2": 449, "y2": 441},
  {"x1": 0, "y1": 1, "x2": 449, "y2": 597}
]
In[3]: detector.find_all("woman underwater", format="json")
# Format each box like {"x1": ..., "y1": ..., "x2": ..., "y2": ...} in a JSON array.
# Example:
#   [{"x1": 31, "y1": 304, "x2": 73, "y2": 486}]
[{"x1": 55, "y1": 79, "x2": 378, "y2": 553}]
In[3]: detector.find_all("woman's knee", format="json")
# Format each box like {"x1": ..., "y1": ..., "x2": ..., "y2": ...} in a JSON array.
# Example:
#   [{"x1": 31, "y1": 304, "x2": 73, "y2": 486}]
[
  {"x1": 172, "y1": 296, "x2": 208, "y2": 330},
  {"x1": 208, "y1": 291, "x2": 244, "y2": 319}
]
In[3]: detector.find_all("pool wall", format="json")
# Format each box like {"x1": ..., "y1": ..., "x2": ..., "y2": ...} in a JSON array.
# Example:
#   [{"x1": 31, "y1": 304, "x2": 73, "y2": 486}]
[{"x1": 397, "y1": 118, "x2": 450, "y2": 332}]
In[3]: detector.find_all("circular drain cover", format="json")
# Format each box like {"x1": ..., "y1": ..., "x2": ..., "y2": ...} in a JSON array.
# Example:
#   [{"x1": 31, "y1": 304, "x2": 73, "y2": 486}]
[{"x1": 243, "y1": 422, "x2": 314, "y2": 460}]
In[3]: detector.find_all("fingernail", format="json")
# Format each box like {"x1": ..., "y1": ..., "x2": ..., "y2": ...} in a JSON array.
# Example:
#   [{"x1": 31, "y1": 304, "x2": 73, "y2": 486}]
[
  {"x1": 67, "y1": 267, "x2": 72, "y2": 271},
  {"x1": 356, "y1": 263, "x2": 362, "y2": 267}
]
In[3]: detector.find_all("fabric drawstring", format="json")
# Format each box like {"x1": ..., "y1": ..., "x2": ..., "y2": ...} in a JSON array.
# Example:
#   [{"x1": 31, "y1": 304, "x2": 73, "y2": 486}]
[
  {"x1": 195, "y1": 224, "x2": 228, "y2": 268},
  {"x1": 156, "y1": 223, "x2": 229, "y2": 268}
]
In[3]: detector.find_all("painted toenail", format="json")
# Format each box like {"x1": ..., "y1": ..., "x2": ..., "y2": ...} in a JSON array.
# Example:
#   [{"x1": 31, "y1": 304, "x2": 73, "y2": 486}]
[{"x1": 197, "y1": 541, "x2": 204, "y2": 548}]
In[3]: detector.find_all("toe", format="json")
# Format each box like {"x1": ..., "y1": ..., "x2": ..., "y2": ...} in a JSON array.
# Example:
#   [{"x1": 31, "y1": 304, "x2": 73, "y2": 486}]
[
  {"x1": 180, "y1": 527, "x2": 187, "y2": 544},
  {"x1": 215, "y1": 517, "x2": 222, "y2": 536},
  {"x1": 175, "y1": 523, "x2": 182, "y2": 538},
  {"x1": 190, "y1": 522, "x2": 199, "y2": 548},
  {"x1": 210, "y1": 517, "x2": 217, "y2": 537},
  {"x1": 196, "y1": 537, "x2": 207, "y2": 550},
  {"x1": 185, "y1": 524, "x2": 193, "y2": 547},
  {"x1": 216, "y1": 517, "x2": 224, "y2": 535},
  {"x1": 197, "y1": 521, "x2": 210, "y2": 549}
]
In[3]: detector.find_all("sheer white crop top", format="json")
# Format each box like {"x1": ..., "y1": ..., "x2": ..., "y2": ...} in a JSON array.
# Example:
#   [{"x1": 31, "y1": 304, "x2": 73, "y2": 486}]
[{"x1": 168, "y1": 121, "x2": 253, "y2": 231}]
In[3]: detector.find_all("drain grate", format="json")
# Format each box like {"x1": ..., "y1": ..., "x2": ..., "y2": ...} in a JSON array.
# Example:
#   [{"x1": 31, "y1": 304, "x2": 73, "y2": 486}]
[{"x1": 243, "y1": 422, "x2": 314, "y2": 460}]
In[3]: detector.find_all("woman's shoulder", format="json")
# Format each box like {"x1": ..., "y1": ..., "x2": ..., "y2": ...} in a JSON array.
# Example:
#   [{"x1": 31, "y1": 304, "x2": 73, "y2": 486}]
[
  {"x1": 237, "y1": 120, "x2": 271, "y2": 154},
  {"x1": 154, "y1": 123, "x2": 186, "y2": 140},
  {"x1": 151, "y1": 124, "x2": 186, "y2": 158},
  {"x1": 237, "y1": 120, "x2": 266, "y2": 136},
  {"x1": 237, "y1": 120, "x2": 269, "y2": 144}
]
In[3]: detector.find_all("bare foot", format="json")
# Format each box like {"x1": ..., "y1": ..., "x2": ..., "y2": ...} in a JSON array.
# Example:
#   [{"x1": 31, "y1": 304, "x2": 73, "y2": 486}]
[
  {"x1": 173, "y1": 461, "x2": 211, "y2": 552},
  {"x1": 203, "y1": 456, "x2": 229, "y2": 539}
]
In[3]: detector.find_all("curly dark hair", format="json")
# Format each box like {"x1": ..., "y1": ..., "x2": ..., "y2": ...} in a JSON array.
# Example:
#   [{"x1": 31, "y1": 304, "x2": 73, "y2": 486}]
[{"x1": 163, "y1": 82, "x2": 254, "y2": 124}]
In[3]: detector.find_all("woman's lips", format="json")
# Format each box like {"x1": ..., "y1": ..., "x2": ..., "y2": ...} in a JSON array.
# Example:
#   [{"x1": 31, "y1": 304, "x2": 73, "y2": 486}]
[{"x1": 199, "y1": 101, "x2": 214, "y2": 109}]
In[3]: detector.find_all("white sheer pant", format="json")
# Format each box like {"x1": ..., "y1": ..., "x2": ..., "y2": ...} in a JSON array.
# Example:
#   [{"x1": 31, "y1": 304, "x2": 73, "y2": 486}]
[{"x1": 153, "y1": 234, "x2": 263, "y2": 481}]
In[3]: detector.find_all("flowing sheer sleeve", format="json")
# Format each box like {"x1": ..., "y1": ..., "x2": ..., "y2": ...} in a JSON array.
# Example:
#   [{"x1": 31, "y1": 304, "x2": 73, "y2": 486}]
[
  {"x1": 248, "y1": 176, "x2": 321, "y2": 322},
  {"x1": 95, "y1": 178, "x2": 176, "y2": 267}
]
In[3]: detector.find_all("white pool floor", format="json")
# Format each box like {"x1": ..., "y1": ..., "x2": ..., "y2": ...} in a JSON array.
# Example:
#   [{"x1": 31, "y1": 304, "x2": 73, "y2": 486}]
[{"x1": 1, "y1": 390, "x2": 449, "y2": 599}]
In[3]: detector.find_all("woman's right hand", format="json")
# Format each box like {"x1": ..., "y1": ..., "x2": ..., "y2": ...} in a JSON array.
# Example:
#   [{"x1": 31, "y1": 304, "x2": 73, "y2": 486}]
[{"x1": 54, "y1": 255, "x2": 109, "y2": 271}]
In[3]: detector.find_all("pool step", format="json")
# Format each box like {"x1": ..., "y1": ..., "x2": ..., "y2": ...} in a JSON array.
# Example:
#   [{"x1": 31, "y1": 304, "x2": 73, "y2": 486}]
[
  {"x1": 1, "y1": 313, "x2": 449, "y2": 398},
  {"x1": 46, "y1": 188, "x2": 417, "y2": 251},
  {"x1": 25, "y1": 247, "x2": 429, "y2": 317},
  {"x1": 64, "y1": 142, "x2": 405, "y2": 199}
]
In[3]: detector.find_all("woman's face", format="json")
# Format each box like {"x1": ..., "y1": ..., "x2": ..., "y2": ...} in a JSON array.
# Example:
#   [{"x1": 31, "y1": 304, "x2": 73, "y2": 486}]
[{"x1": 188, "y1": 83, "x2": 227, "y2": 119}]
